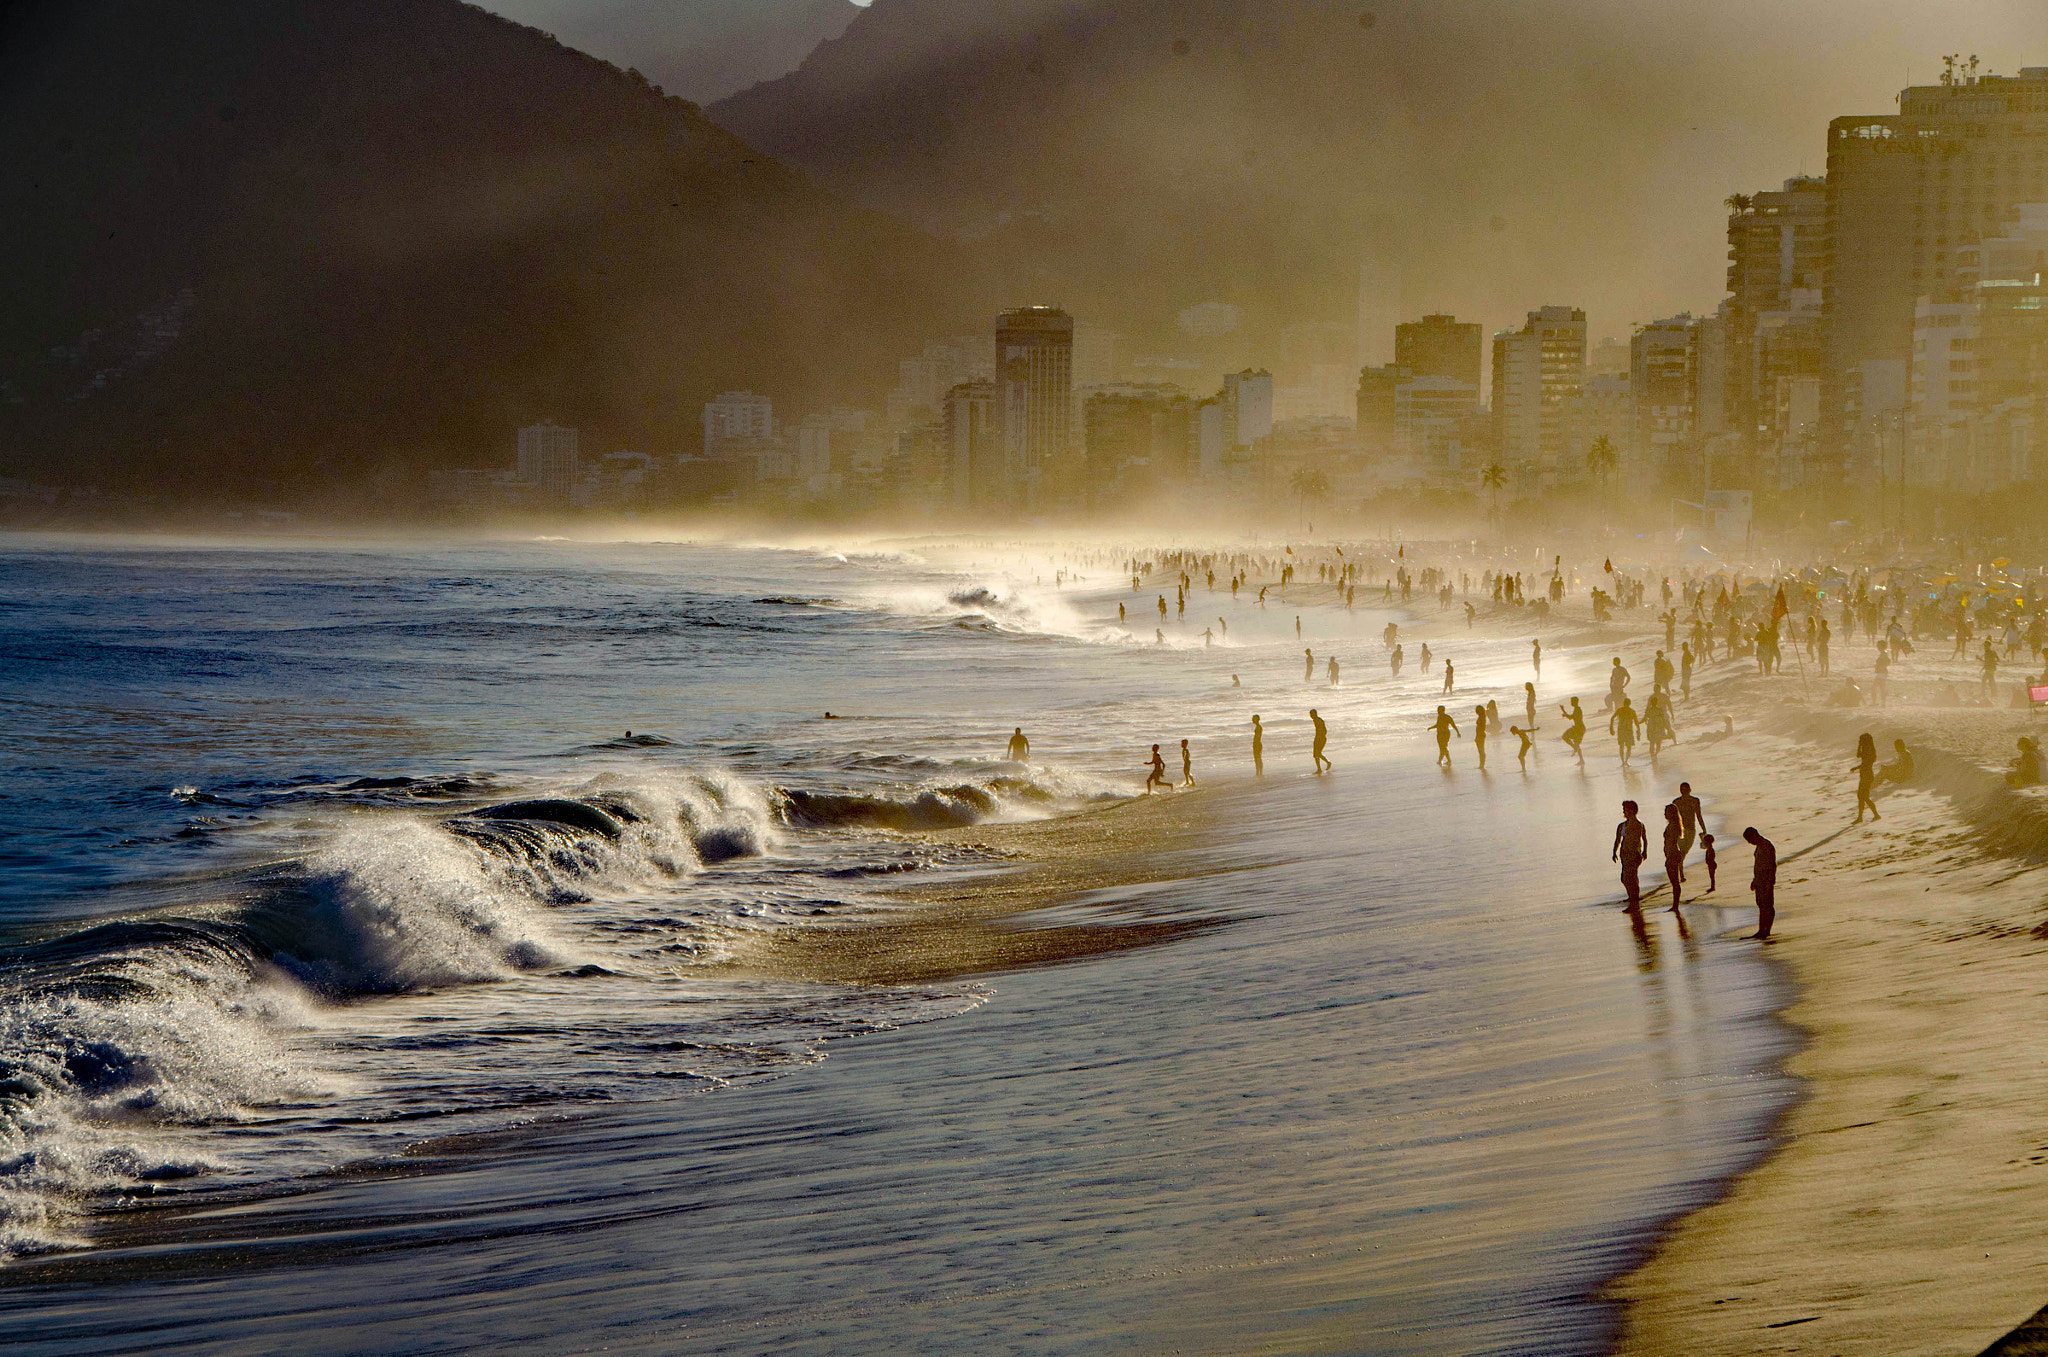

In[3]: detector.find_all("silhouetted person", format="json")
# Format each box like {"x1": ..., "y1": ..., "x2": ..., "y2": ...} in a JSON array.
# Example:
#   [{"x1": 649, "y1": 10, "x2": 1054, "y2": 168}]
[
  {"x1": 1310, "y1": 708, "x2": 1331, "y2": 773},
  {"x1": 1680, "y1": 643, "x2": 1694, "y2": 700},
  {"x1": 1853, "y1": 732, "x2": 1881, "y2": 822},
  {"x1": 1180, "y1": 738, "x2": 1195, "y2": 787},
  {"x1": 1608, "y1": 696, "x2": 1640, "y2": 765},
  {"x1": 1880, "y1": 739, "x2": 1914, "y2": 785},
  {"x1": 1442, "y1": 659, "x2": 1454, "y2": 693},
  {"x1": 1744, "y1": 827, "x2": 1777, "y2": 939},
  {"x1": 1431, "y1": 705, "x2": 1460, "y2": 766},
  {"x1": 1511, "y1": 725, "x2": 1534, "y2": 769},
  {"x1": 1251, "y1": 715, "x2": 1264, "y2": 776},
  {"x1": 1328, "y1": 655, "x2": 1340, "y2": 686},
  {"x1": 1532, "y1": 639, "x2": 1542, "y2": 676},
  {"x1": 2008, "y1": 736, "x2": 2043, "y2": 788},
  {"x1": 1662, "y1": 803, "x2": 1687, "y2": 910},
  {"x1": 1700, "y1": 832, "x2": 1718, "y2": 893},
  {"x1": 1560, "y1": 697, "x2": 1587, "y2": 763},
  {"x1": 1613, "y1": 800, "x2": 1647, "y2": 907},
  {"x1": 1305, "y1": 648, "x2": 1315, "y2": 681},
  {"x1": 1474, "y1": 704, "x2": 1489, "y2": 770},
  {"x1": 1674, "y1": 782, "x2": 1703, "y2": 865},
  {"x1": 1523, "y1": 682, "x2": 1538, "y2": 732},
  {"x1": 1392, "y1": 644, "x2": 1404, "y2": 679},
  {"x1": 1874, "y1": 649, "x2": 1890, "y2": 706},
  {"x1": 1232, "y1": 674, "x2": 1241, "y2": 688},
  {"x1": 1007, "y1": 727, "x2": 1031, "y2": 762},
  {"x1": 1145, "y1": 744, "x2": 1169, "y2": 794},
  {"x1": 1605, "y1": 657, "x2": 1631, "y2": 711}
]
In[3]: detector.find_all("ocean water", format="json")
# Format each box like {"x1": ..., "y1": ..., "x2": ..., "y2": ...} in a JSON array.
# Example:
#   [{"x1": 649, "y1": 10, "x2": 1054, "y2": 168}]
[{"x1": 0, "y1": 536, "x2": 1794, "y2": 1354}]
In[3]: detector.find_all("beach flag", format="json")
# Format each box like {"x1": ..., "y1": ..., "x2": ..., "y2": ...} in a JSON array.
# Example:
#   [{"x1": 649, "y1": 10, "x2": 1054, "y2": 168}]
[{"x1": 1772, "y1": 587, "x2": 1788, "y2": 621}]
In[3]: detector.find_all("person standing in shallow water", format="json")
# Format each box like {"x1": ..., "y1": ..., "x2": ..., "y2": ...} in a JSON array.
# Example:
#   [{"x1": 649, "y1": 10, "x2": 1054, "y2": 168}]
[
  {"x1": 1473, "y1": 704, "x2": 1489, "y2": 770},
  {"x1": 1305, "y1": 648, "x2": 1315, "y2": 681},
  {"x1": 1662, "y1": 804, "x2": 1686, "y2": 910},
  {"x1": 1613, "y1": 800, "x2": 1648, "y2": 907},
  {"x1": 1560, "y1": 696, "x2": 1587, "y2": 762},
  {"x1": 1180, "y1": 739, "x2": 1195, "y2": 787},
  {"x1": 1006, "y1": 727, "x2": 1031, "y2": 762},
  {"x1": 1309, "y1": 708, "x2": 1332, "y2": 773},
  {"x1": 1431, "y1": 705, "x2": 1460, "y2": 766},
  {"x1": 1608, "y1": 696, "x2": 1640, "y2": 766},
  {"x1": 1523, "y1": 682, "x2": 1538, "y2": 733},
  {"x1": 1744, "y1": 827, "x2": 1777, "y2": 938},
  {"x1": 1251, "y1": 715, "x2": 1264, "y2": 777}
]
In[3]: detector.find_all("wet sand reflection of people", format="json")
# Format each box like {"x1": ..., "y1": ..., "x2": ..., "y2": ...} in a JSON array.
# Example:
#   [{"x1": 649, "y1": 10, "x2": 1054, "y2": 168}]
[{"x1": 1613, "y1": 800, "x2": 1647, "y2": 907}]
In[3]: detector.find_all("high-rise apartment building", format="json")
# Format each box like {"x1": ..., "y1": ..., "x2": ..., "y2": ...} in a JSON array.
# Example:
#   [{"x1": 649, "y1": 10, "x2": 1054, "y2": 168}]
[
  {"x1": 702, "y1": 391, "x2": 774, "y2": 457},
  {"x1": 1395, "y1": 314, "x2": 1483, "y2": 391},
  {"x1": 517, "y1": 422, "x2": 579, "y2": 503},
  {"x1": 1491, "y1": 306, "x2": 1587, "y2": 484},
  {"x1": 996, "y1": 306, "x2": 1075, "y2": 508},
  {"x1": 1082, "y1": 384, "x2": 1195, "y2": 503},
  {"x1": 1822, "y1": 65, "x2": 2048, "y2": 456},
  {"x1": 1725, "y1": 177, "x2": 1827, "y2": 446},
  {"x1": 1905, "y1": 204, "x2": 2048, "y2": 489},
  {"x1": 943, "y1": 380, "x2": 1000, "y2": 511},
  {"x1": 1632, "y1": 316, "x2": 1696, "y2": 486},
  {"x1": 1355, "y1": 364, "x2": 1408, "y2": 457}
]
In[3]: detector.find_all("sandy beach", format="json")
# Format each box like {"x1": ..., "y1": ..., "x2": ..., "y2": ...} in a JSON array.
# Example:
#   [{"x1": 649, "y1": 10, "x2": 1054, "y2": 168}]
[{"x1": 1532, "y1": 612, "x2": 2048, "y2": 1354}]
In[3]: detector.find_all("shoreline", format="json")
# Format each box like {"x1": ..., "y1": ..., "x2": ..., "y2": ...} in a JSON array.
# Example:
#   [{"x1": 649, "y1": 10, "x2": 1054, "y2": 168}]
[{"x1": 1602, "y1": 647, "x2": 2048, "y2": 1352}]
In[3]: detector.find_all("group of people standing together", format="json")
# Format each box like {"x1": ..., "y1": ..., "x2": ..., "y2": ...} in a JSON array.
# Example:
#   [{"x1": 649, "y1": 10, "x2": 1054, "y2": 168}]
[{"x1": 1611, "y1": 785, "x2": 1778, "y2": 940}]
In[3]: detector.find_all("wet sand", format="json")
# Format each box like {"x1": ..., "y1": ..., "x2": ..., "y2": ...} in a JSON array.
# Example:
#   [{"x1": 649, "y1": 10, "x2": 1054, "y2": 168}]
[
  {"x1": 722, "y1": 791, "x2": 1242, "y2": 984},
  {"x1": 1602, "y1": 643, "x2": 2048, "y2": 1353}
]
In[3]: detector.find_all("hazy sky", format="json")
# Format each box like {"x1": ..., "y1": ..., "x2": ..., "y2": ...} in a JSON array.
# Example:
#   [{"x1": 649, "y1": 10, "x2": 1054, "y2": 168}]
[{"x1": 484, "y1": 0, "x2": 2045, "y2": 355}]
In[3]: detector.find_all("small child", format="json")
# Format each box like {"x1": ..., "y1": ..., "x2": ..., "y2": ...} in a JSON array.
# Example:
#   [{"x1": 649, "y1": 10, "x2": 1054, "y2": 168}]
[
  {"x1": 1510, "y1": 725, "x2": 1534, "y2": 769},
  {"x1": 1700, "y1": 832, "x2": 1718, "y2": 893}
]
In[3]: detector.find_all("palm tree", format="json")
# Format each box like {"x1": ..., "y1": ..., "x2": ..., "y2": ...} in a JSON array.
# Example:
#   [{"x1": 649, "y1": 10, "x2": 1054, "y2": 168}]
[
  {"x1": 1289, "y1": 466, "x2": 1331, "y2": 531},
  {"x1": 1586, "y1": 435, "x2": 1619, "y2": 490},
  {"x1": 1724, "y1": 193, "x2": 1754, "y2": 215},
  {"x1": 1480, "y1": 462, "x2": 1508, "y2": 522}
]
